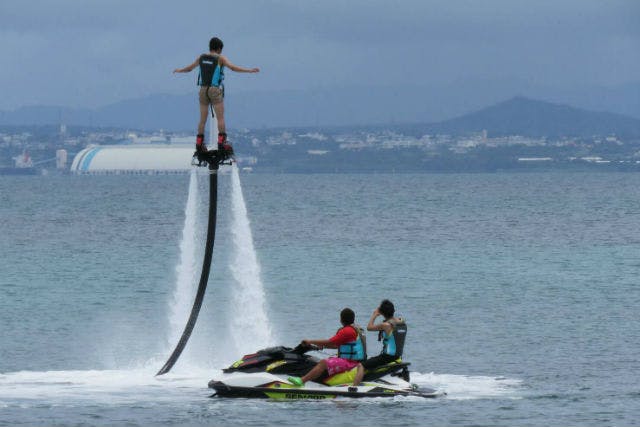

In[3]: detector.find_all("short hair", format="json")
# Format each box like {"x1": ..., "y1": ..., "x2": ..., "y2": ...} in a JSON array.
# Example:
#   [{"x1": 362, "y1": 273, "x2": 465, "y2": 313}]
[
  {"x1": 379, "y1": 299, "x2": 395, "y2": 318},
  {"x1": 340, "y1": 308, "x2": 355, "y2": 325},
  {"x1": 209, "y1": 37, "x2": 224, "y2": 52}
]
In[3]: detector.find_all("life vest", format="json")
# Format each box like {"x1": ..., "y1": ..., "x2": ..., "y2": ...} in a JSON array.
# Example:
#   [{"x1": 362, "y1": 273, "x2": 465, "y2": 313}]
[
  {"x1": 337, "y1": 324, "x2": 367, "y2": 361},
  {"x1": 379, "y1": 318, "x2": 407, "y2": 357},
  {"x1": 197, "y1": 54, "x2": 224, "y2": 87}
]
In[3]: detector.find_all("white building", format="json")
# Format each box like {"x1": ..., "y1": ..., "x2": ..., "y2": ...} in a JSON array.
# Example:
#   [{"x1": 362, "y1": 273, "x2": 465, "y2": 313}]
[{"x1": 70, "y1": 145, "x2": 195, "y2": 174}]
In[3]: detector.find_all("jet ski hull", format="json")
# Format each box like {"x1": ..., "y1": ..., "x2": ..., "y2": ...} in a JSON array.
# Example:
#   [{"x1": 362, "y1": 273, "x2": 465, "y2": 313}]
[
  {"x1": 209, "y1": 380, "x2": 439, "y2": 399},
  {"x1": 208, "y1": 373, "x2": 441, "y2": 399}
]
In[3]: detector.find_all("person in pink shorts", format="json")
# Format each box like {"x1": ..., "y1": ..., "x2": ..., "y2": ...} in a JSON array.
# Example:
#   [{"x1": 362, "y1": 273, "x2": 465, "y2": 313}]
[{"x1": 288, "y1": 308, "x2": 366, "y2": 387}]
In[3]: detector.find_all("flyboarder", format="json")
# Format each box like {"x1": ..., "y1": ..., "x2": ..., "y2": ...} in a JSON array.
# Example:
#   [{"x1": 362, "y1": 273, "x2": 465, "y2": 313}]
[{"x1": 173, "y1": 36, "x2": 259, "y2": 159}]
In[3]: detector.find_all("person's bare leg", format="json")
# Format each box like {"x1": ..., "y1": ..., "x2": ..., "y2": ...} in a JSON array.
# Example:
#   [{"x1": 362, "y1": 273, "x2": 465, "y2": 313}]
[
  {"x1": 301, "y1": 359, "x2": 327, "y2": 383},
  {"x1": 213, "y1": 101, "x2": 225, "y2": 136},
  {"x1": 353, "y1": 363, "x2": 364, "y2": 386},
  {"x1": 195, "y1": 103, "x2": 209, "y2": 152},
  {"x1": 197, "y1": 103, "x2": 209, "y2": 136}
]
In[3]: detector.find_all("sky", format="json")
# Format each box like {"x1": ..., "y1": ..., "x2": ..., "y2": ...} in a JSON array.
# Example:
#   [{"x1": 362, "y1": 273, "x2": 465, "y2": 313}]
[{"x1": 0, "y1": 0, "x2": 638, "y2": 111}]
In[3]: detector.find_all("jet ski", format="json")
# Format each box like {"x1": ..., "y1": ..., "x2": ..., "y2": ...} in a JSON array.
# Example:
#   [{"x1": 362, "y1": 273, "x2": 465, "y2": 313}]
[{"x1": 208, "y1": 344, "x2": 442, "y2": 399}]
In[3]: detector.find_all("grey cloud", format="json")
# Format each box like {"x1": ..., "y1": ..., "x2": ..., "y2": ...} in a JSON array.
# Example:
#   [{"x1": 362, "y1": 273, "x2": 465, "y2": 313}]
[{"x1": 0, "y1": 0, "x2": 638, "y2": 111}]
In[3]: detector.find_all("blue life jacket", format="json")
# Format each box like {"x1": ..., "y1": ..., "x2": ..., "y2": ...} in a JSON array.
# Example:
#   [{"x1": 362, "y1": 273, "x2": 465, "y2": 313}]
[
  {"x1": 337, "y1": 325, "x2": 366, "y2": 361},
  {"x1": 380, "y1": 319, "x2": 407, "y2": 357},
  {"x1": 198, "y1": 54, "x2": 224, "y2": 87}
]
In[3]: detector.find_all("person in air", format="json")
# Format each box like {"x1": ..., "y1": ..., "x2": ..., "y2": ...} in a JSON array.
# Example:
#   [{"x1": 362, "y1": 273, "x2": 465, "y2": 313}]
[
  {"x1": 288, "y1": 308, "x2": 366, "y2": 387},
  {"x1": 173, "y1": 36, "x2": 259, "y2": 158},
  {"x1": 352, "y1": 299, "x2": 407, "y2": 385}
]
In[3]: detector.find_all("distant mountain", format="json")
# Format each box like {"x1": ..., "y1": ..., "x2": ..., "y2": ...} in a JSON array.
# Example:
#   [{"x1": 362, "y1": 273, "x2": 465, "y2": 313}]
[
  {"x1": 0, "y1": 94, "x2": 196, "y2": 131},
  {"x1": 543, "y1": 82, "x2": 640, "y2": 121},
  {"x1": 422, "y1": 96, "x2": 640, "y2": 138},
  {"x1": 1, "y1": 90, "x2": 639, "y2": 138},
  {"x1": 0, "y1": 87, "x2": 482, "y2": 131}
]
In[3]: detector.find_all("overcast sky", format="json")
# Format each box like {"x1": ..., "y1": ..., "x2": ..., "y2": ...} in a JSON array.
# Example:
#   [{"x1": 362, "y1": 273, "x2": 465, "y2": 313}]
[{"x1": 0, "y1": 0, "x2": 638, "y2": 111}]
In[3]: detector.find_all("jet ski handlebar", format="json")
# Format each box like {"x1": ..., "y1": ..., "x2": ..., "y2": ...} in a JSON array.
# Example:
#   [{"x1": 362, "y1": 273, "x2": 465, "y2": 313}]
[{"x1": 292, "y1": 342, "x2": 320, "y2": 354}]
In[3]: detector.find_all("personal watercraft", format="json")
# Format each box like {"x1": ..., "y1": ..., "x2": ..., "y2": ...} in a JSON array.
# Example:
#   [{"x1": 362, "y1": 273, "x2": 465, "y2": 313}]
[{"x1": 208, "y1": 344, "x2": 442, "y2": 399}]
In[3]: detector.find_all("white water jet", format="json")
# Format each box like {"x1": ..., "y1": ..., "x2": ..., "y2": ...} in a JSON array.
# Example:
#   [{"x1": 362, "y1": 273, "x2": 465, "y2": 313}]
[
  {"x1": 164, "y1": 161, "x2": 275, "y2": 367},
  {"x1": 228, "y1": 164, "x2": 275, "y2": 354},
  {"x1": 167, "y1": 170, "x2": 201, "y2": 350}
]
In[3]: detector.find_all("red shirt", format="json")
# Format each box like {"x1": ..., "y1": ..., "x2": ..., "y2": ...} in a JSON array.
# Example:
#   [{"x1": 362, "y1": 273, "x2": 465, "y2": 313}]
[{"x1": 329, "y1": 326, "x2": 357, "y2": 346}]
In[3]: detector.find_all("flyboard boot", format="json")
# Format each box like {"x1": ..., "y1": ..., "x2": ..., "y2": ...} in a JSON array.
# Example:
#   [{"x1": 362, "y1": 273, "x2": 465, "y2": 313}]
[
  {"x1": 192, "y1": 133, "x2": 234, "y2": 168},
  {"x1": 217, "y1": 132, "x2": 234, "y2": 161}
]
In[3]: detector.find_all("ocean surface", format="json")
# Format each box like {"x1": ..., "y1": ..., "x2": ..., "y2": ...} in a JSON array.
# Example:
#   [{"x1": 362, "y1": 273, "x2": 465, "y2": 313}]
[{"x1": 1, "y1": 171, "x2": 639, "y2": 426}]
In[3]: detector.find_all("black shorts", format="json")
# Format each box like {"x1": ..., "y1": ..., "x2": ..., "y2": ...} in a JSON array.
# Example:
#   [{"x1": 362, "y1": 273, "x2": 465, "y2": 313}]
[{"x1": 362, "y1": 354, "x2": 398, "y2": 370}]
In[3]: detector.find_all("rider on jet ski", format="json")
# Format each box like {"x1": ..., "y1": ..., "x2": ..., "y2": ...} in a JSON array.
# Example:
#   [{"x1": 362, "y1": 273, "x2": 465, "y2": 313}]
[
  {"x1": 288, "y1": 308, "x2": 366, "y2": 387},
  {"x1": 353, "y1": 299, "x2": 407, "y2": 386}
]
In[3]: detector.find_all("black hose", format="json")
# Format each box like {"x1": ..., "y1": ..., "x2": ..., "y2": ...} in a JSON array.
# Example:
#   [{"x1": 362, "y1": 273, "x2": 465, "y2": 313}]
[{"x1": 156, "y1": 161, "x2": 219, "y2": 375}]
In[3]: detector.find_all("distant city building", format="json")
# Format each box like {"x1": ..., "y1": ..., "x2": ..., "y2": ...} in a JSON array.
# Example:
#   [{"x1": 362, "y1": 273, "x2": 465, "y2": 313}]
[
  {"x1": 56, "y1": 149, "x2": 67, "y2": 169},
  {"x1": 517, "y1": 157, "x2": 553, "y2": 162}
]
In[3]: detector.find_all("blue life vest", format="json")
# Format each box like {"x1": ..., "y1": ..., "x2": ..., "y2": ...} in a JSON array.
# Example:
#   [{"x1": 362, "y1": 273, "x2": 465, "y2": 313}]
[
  {"x1": 381, "y1": 319, "x2": 407, "y2": 357},
  {"x1": 337, "y1": 325, "x2": 366, "y2": 361},
  {"x1": 198, "y1": 54, "x2": 224, "y2": 87}
]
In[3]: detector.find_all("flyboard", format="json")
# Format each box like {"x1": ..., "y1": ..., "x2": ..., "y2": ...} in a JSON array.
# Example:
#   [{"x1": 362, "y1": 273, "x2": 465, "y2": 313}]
[{"x1": 156, "y1": 148, "x2": 232, "y2": 376}]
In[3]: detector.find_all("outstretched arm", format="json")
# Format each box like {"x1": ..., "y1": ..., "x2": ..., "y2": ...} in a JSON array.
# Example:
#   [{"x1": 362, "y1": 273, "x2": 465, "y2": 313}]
[
  {"x1": 220, "y1": 55, "x2": 259, "y2": 73},
  {"x1": 173, "y1": 57, "x2": 200, "y2": 74}
]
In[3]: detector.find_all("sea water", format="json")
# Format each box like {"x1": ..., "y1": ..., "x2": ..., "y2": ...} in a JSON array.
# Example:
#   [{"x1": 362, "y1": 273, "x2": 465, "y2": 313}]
[{"x1": 1, "y1": 172, "x2": 639, "y2": 426}]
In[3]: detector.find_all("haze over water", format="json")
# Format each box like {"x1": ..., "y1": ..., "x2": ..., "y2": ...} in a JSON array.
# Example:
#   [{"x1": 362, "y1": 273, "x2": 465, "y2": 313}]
[{"x1": 1, "y1": 172, "x2": 639, "y2": 426}]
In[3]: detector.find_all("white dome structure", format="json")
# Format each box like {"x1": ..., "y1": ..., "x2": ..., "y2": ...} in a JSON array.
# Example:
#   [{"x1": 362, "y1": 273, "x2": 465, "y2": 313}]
[{"x1": 70, "y1": 145, "x2": 196, "y2": 174}]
